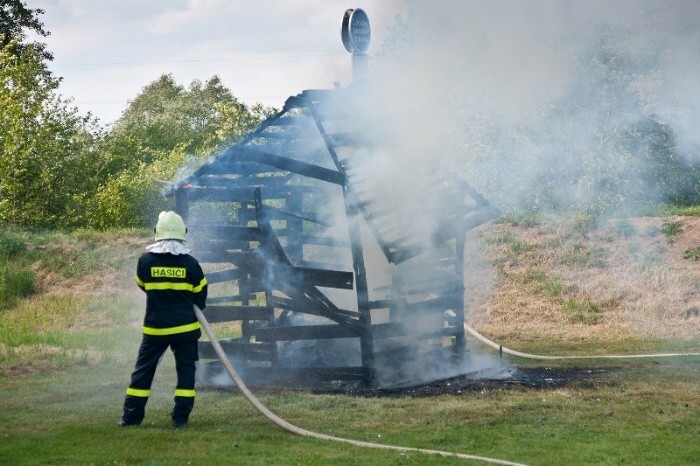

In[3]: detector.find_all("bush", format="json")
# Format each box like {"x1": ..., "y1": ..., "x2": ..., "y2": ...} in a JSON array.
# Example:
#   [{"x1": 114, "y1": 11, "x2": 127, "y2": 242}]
[
  {"x1": 0, "y1": 228, "x2": 26, "y2": 260},
  {"x1": 0, "y1": 264, "x2": 35, "y2": 308},
  {"x1": 85, "y1": 148, "x2": 186, "y2": 229}
]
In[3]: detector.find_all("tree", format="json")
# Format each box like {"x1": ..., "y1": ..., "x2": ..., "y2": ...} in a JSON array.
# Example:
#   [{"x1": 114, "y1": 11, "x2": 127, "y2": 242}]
[
  {"x1": 0, "y1": 0, "x2": 52, "y2": 62},
  {"x1": 110, "y1": 74, "x2": 273, "y2": 159},
  {"x1": 0, "y1": 39, "x2": 100, "y2": 228},
  {"x1": 88, "y1": 74, "x2": 277, "y2": 229}
]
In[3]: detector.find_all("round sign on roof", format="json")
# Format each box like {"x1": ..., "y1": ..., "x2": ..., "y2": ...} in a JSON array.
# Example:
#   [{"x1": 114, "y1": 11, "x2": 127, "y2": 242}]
[{"x1": 341, "y1": 8, "x2": 371, "y2": 54}]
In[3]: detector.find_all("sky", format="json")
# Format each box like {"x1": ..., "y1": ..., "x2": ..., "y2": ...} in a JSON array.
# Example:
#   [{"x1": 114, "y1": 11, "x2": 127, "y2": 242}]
[{"x1": 30, "y1": 0, "x2": 406, "y2": 125}]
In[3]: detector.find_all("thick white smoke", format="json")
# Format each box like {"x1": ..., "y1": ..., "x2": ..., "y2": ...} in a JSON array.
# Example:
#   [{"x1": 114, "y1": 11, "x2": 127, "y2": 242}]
[{"x1": 359, "y1": 0, "x2": 700, "y2": 215}]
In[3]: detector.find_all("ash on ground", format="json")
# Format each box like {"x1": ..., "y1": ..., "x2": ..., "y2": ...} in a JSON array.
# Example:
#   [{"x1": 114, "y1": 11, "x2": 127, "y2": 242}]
[
  {"x1": 198, "y1": 358, "x2": 614, "y2": 397},
  {"x1": 326, "y1": 366, "x2": 614, "y2": 398}
]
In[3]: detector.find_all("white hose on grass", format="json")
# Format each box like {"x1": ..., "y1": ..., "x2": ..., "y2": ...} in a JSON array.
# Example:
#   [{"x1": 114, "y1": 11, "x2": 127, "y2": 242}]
[
  {"x1": 194, "y1": 306, "x2": 527, "y2": 466},
  {"x1": 463, "y1": 324, "x2": 700, "y2": 360}
]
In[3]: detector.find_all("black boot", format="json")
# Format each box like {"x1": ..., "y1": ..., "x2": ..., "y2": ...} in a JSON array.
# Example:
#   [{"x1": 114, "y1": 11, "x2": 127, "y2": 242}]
[{"x1": 120, "y1": 395, "x2": 147, "y2": 426}]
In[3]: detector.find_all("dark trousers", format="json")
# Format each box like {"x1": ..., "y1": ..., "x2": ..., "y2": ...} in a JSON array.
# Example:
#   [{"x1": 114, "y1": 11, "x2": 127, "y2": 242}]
[{"x1": 122, "y1": 332, "x2": 199, "y2": 424}]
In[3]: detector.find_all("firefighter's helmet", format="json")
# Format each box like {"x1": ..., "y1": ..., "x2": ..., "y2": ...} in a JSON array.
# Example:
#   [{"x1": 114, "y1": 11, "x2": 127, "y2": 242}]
[{"x1": 154, "y1": 211, "x2": 187, "y2": 241}]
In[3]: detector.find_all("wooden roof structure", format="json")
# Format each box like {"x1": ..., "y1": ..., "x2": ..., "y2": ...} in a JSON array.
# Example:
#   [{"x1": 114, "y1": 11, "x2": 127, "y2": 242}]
[{"x1": 168, "y1": 86, "x2": 500, "y2": 386}]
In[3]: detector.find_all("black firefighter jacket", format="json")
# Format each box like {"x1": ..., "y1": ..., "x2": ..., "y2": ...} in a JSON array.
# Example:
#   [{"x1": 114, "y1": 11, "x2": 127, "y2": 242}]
[{"x1": 135, "y1": 252, "x2": 208, "y2": 337}]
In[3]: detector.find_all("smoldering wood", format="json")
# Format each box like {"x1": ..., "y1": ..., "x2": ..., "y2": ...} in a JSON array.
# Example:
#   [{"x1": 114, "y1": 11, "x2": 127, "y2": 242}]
[
  {"x1": 201, "y1": 305, "x2": 272, "y2": 323},
  {"x1": 168, "y1": 86, "x2": 500, "y2": 386},
  {"x1": 198, "y1": 339, "x2": 277, "y2": 361},
  {"x1": 254, "y1": 324, "x2": 360, "y2": 341}
]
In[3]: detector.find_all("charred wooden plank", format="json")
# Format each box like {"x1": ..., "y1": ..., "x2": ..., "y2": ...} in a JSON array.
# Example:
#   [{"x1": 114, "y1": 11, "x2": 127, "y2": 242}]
[
  {"x1": 387, "y1": 244, "x2": 426, "y2": 264},
  {"x1": 268, "y1": 295, "x2": 359, "y2": 318},
  {"x1": 254, "y1": 324, "x2": 359, "y2": 341},
  {"x1": 185, "y1": 186, "x2": 257, "y2": 202},
  {"x1": 203, "y1": 268, "x2": 246, "y2": 284},
  {"x1": 298, "y1": 259, "x2": 350, "y2": 271},
  {"x1": 265, "y1": 206, "x2": 331, "y2": 227},
  {"x1": 187, "y1": 173, "x2": 294, "y2": 188},
  {"x1": 369, "y1": 299, "x2": 391, "y2": 309},
  {"x1": 206, "y1": 296, "x2": 248, "y2": 305},
  {"x1": 254, "y1": 193, "x2": 360, "y2": 329},
  {"x1": 194, "y1": 250, "x2": 261, "y2": 266},
  {"x1": 196, "y1": 225, "x2": 263, "y2": 241},
  {"x1": 272, "y1": 264, "x2": 354, "y2": 290},
  {"x1": 268, "y1": 295, "x2": 295, "y2": 309},
  {"x1": 198, "y1": 339, "x2": 276, "y2": 361},
  {"x1": 231, "y1": 148, "x2": 346, "y2": 185},
  {"x1": 403, "y1": 294, "x2": 462, "y2": 316},
  {"x1": 271, "y1": 297, "x2": 359, "y2": 319},
  {"x1": 201, "y1": 305, "x2": 272, "y2": 323},
  {"x1": 186, "y1": 185, "x2": 321, "y2": 203}
]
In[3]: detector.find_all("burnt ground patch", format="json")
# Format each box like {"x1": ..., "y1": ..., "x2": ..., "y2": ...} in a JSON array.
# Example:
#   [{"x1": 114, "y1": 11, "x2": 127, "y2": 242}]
[
  {"x1": 306, "y1": 366, "x2": 617, "y2": 397},
  {"x1": 201, "y1": 364, "x2": 618, "y2": 397}
]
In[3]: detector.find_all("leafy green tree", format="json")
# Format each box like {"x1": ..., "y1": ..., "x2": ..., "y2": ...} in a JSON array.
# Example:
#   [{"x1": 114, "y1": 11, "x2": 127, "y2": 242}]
[
  {"x1": 0, "y1": 39, "x2": 100, "y2": 228},
  {"x1": 89, "y1": 74, "x2": 276, "y2": 229},
  {"x1": 0, "y1": 0, "x2": 52, "y2": 62},
  {"x1": 1, "y1": 11, "x2": 276, "y2": 230},
  {"x1": 110, "y1": 74, "x2": 272, "y2": 160}
]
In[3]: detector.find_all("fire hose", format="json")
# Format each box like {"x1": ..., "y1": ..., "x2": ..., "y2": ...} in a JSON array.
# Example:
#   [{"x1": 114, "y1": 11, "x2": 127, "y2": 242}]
[
  {"x1": 462, "y1": 324, "x2": 700, "y2": 360},
  {"x1": 193, "y1": 306, "x2": 527, "y2": 466}
]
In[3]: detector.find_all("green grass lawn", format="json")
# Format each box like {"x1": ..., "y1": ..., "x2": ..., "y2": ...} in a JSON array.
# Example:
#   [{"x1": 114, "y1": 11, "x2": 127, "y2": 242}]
[
  {"x1": 1, "y1": 346, "x2": 698, "y2": 465},
  {"x1": 1, "y1": 225, "x2": 698, "y2": 465}
]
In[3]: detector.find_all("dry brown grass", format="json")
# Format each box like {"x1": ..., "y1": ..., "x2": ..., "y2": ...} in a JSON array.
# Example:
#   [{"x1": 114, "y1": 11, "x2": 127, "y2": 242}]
[{"x1": 465, "y1": 216, "x2": 700, "y2": 342}]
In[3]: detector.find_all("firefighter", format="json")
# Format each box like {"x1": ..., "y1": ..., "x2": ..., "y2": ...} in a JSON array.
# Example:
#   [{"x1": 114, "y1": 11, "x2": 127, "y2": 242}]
[{"x1": 119, "y1": 211, "x2": 207, "y2": 428}]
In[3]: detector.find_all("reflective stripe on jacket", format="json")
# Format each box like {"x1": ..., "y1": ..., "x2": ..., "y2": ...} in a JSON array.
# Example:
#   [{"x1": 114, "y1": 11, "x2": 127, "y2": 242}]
[{"x1": 135, "y1": 251, "x2": 207, "y2": 336}]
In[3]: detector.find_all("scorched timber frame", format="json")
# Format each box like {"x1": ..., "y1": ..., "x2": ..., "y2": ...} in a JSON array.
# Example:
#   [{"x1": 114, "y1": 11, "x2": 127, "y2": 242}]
[{"x1": 167, "y1": 87, "x2": 499, "y2": 386}]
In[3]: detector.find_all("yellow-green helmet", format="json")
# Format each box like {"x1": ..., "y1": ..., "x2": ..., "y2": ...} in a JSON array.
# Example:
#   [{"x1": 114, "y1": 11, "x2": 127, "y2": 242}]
[{"x1": 154, "y1": 211, "x2": 187, "y2": 241}]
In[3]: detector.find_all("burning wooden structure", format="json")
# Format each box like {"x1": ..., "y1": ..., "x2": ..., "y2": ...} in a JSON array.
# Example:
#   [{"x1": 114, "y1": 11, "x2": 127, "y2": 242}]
[{"x1": 168, "y1": 86, "x2": 499, "y2": 386}]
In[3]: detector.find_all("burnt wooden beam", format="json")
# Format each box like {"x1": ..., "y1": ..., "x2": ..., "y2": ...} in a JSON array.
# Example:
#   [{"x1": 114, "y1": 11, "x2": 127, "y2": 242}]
[
  {"x1": 206, "y1": 296, "x2": 249, "y2": 305},
  {"x1": 341, "y1": 190, "x2": 375, "y2": 381},
  {"x1": 298, "y1": 259, "x2": 350, "y2": 271},
  {"x1": 254, "y1": 189, "x2": 360, "y2": 329},
  {"x1": 254, "y1": 324, "x2": 359, "y2": 342},
  {"x1": 198, "y1": 339, "x2": 277, "y2": 361},
  {"x1": 264, "y1": 206, "x2": 332, "y2": 227},
  {"x1": 204, "y1": 268, "x2": 246, "y2": 285},
  {"x1": 387, "y1": 244, "x2": 425, "y2": 264},
  {"x1": 272, "y1": 264, "x2": 354, "y2": 290},
  {"x1": 403, "y1": 293, "x2": 462, "y2": 316},
  {"x1": 186, "y1": 187, "x2": 313, "y2": 203},
  {"x1": 268, "y1": 295, "x2": 294, "y2": 310},
  {"x1": 188, "y1": 173, "x2": 294, "y2": 188},
  {"x1": 201, "y1": 305, "x2": 272, "y2": 323},
  {"x1": 369, "y1": 299, "x2": 391, "y2": 309},
  {"x1": 194, "y1": 247, "x2": 260, "y2": 261},
  {"x1": 233, "y1": 148, "x2": 346, "y2": 185},
  {"x1": 185, "y1": 187, "x2": 255, "y2": 203},
  {"x1": 197, "y1": 225, "x2": 263, "y2": 242},
  {"x1": 268, "y1": 295, "x2": 360, "y2": 319}
]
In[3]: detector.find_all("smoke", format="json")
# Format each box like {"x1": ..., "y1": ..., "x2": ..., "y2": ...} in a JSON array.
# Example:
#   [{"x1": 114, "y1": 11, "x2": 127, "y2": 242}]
[
  {"x1": 297, "y1": 0, "x2": 700, "y2": 385},
  {"x1": 359, "y1": 0, "x2": 700, "y2": 215},
  {"x1": 195, "y1": 1, "x2": 700, "y2": 388}
]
